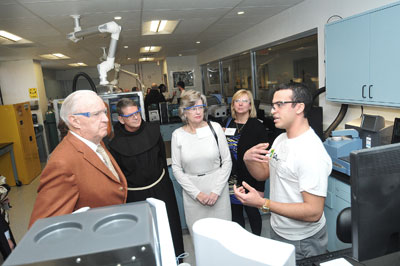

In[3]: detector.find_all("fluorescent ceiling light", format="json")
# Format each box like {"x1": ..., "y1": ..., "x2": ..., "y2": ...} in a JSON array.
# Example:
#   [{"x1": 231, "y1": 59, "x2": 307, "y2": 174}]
[
  {"x1": 142, "y1": 20, "x2": 180, "y2": 35},
  {"x1": 139, "y1": 57, "x2": 155, "y2": 62},
  {"x1": 52, "y1": 53, "x2": 69, "y2": 58},
  {"x1": 196, "y1": 41, "x2": 200, "y2": 44},
  {"x1": 140, "y1": 46, "x2": 162, "y2": 53},
  {"x1": 124, "y1": 45, "x2": 129, "y2": 48},
  {"x1": 158, "y1": 20, "x2": 167, "y2": 32},
  {"x1": 114, "y1": 16, "x2": 122, "y2": 20},
  {"x1": 150, "y1": 20, "x2": 160, "y2": 32},
  {"x1": 237, "y1": 11, "x2": 245, "y2": 15},
  {"x1": 150, "y1": 20, "x2": 167, "y2": 32},
  {"x1": 68, "y1": 62, "x2": 87, "y2": 67},
  {"x1": 40, "y1": 53, "x2": 70, "y2": 60},
  {"x1": 0, "y1": 30, "x2": 22, "y2": 42}
]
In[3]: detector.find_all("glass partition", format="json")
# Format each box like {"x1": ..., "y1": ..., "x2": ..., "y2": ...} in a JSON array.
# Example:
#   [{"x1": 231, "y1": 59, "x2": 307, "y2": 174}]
[
  {"x1": 200, "y1": 33, "x2": 318, "y2": 106},
  {"x1": 221, "y1": 52, "x2": 252, "y2": 98},
  {"x1": 202, "y1": 61, "x2": 221, "y2": 96},
  {"x1": 255, "y1": 34, "x2": 318, "y2": 104}
]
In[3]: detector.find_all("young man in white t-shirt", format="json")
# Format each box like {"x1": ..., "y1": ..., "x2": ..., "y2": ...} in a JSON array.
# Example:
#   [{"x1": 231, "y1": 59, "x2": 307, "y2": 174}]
[{"x1": 234, "y1": 82, "x2": 332, "y2": 260}]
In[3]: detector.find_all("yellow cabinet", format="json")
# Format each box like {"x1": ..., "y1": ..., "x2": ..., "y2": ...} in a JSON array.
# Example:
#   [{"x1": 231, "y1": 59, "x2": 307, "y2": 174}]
[{"x1": 0, "y1": 102, "x2": 41, "y2": 185}]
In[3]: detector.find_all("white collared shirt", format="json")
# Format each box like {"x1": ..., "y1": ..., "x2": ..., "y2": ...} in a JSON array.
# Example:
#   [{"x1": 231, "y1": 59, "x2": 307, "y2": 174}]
[{"x1": 70, "y1": 131, "x2": 105, "y2": 163}]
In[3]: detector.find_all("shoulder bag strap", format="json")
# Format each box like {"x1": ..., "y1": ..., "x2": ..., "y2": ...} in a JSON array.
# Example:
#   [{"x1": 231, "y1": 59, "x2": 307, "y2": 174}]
[
  {"x1": 225, "y1": 116, "x2": 233, "y2": 128},
  {"x1": 207, "y1": 121, "x2": 222, "y2": 166}
]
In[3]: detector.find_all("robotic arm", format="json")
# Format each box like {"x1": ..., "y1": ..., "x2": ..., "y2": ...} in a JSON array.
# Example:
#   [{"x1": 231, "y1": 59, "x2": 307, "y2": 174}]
[
  {"x1": 111, "y1": 63, "x2": 146, "y2": 92},
  {"x1": 67, "y1": 15, "x2": 121, "y2": 85}
]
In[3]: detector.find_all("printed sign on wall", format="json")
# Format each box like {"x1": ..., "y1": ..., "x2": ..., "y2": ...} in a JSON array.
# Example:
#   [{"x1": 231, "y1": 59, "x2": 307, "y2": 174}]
[{"x1": 29, "y1": 88, "x2": 38, "y2": 98}]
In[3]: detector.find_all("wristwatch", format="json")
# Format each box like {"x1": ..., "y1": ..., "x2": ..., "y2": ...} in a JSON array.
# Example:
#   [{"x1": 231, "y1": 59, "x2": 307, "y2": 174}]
[{"x1": 259, "y1": 198, "x2": 270, "y2": 213}]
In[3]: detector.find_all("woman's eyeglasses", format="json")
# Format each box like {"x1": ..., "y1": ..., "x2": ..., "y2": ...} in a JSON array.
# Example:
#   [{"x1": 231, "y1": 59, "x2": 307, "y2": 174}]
[
  {"x1": 184, "y1": 104, "x2": 206, "y2": 112},
  {"x1": 234, "y1": 99, "x2": 250, "y2": 103}
]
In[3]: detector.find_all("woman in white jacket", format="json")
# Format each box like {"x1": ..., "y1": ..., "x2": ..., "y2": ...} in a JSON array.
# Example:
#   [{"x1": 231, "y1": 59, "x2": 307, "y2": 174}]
[{"x1": 171, "y1": 90, "x2": 232, "y2": 235}]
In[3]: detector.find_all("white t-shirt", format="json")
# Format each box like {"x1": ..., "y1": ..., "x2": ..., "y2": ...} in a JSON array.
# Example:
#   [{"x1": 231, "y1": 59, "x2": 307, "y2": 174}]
[{"x1": 269, "y1": 128, "x2": 332, "y2": 241}]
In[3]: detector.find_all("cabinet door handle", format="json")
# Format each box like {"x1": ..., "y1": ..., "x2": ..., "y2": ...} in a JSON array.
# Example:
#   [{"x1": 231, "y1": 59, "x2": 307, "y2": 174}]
[
  {"x1": 362, "y1": 85, "x2": 366, "y2": 98},
  {"x1": 369, "y1": 85, "x2": 373, "y2": 99}
]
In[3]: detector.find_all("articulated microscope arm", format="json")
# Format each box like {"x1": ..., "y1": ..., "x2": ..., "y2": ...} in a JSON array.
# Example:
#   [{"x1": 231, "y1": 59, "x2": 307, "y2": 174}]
[
  {"x1": 111, "y1": 63, "x2": 146, "y2": 92},
  {"x1": 67, "y1": 15, "x2": 121, "y2": 85}
]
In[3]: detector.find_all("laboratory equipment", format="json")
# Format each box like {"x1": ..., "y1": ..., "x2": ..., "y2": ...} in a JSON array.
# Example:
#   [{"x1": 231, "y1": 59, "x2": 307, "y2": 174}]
[{"x1": 323, "y1": 129, "x2": 362, "y2": 175}]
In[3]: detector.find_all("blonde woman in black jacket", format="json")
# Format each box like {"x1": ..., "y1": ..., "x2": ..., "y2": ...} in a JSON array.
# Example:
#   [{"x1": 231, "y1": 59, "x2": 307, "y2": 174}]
[{"x1": 223, "y1": 89, "x2": 271, "y2": 235}]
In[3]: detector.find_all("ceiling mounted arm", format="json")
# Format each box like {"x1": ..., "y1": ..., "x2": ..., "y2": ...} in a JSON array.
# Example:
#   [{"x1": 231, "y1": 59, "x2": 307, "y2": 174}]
[
  {"x1": 110, "y1": 63, "x2": 146, "y2": 91},
  {"x1": 67, "y1": 15, "x2": 122, "y2": 86}
]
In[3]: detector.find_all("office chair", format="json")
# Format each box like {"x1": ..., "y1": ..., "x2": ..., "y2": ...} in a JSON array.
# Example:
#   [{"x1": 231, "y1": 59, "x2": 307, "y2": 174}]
[{"x1": 336, "y1": 207, "x2": 352, "y2": 244}]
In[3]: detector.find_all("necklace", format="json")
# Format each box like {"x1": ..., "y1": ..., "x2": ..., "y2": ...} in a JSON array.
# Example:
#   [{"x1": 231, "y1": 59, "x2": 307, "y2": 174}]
[{"x1": 236, "y1": 122, "x2": 245, "y2": 134}]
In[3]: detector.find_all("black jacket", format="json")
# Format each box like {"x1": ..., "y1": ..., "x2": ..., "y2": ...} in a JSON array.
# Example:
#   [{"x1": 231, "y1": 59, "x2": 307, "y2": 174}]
[{"x1": 224, "y1": 117, "x2": 272, "y2": 192}]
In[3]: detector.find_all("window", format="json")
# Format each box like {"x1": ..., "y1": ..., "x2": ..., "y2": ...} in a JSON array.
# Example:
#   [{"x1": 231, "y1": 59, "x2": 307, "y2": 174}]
[
  {"x1": 221, "y1": 52, "x2": 252, "y2": 97},
  {"x1": 202, "y1": 61, "x2": 221, "y2": 96},
  {"x1": 255, "y1": 34, "x2": 318, "y2": 104}
]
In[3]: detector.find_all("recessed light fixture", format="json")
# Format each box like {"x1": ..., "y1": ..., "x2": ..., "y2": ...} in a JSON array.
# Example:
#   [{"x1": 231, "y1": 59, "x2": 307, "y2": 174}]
[
  {"x1": 196, "y1": 41, "x2": 200, "y2": 44},
  {"x1": 40, "y1": 53, "x2": 70, "y2": 60},
  {"x1": 178, "y1": 54, "x2": 182, "y2": 57},
  {"x1": 237, "y1": 11, "x2": 245, "y2": 15},
  {"x1": 150, "y1": 20, "x2": 167, "y2": 32},
  {"x1": 0, "y1": 30, "x2": 22, "y2": 42},
  {"x1": 140, "y1": 46, "x2": 162, "y2": 53},
  {"x1": 127, "y1": 57, "x2": 131, "y2": 60},
  {"x1": 68, "y1": 62, "x2": 88, "y2": 67},
  {"x1": 142, "y1": 20, "x2": 180, "y2": 35},
  {"x1": 124, "y1": 45, "x2": 129, "y2": 49},
  {"x1": 114, "y1": 16, "x2": 122, "y2": 20},
  {"x1": 139, "y1": 57, "x2": 155, "y2": 62}
]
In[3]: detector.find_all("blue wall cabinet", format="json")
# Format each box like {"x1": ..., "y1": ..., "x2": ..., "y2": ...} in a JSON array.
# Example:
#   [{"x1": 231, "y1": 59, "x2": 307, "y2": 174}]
[
  {"x1": 326, "y1": 2, "x2": 400, "y2": 107},
  {"x1": 324, "y1": 176, "x2": 352, "y2": 252}
]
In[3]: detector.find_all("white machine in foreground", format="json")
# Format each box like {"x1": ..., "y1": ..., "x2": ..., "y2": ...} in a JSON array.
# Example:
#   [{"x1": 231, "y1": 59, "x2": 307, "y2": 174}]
[
  {"x1": 3, "y1": 198, "x2": 176, "y2": 266},
  {"x1": 193, "y1": 218, "x2": 296, "y2": 266}
]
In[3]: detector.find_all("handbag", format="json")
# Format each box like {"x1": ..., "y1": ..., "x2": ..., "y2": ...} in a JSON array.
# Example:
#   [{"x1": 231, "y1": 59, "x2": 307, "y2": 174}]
[{"x1": 207, "y1": 121, "x2": 222, "y2": 167}]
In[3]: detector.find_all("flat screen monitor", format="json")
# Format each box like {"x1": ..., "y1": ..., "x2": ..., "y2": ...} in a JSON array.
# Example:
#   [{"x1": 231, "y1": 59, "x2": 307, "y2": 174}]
[
  {"x1": 350, "y1": 143, "x2": 400, "y2": 262},
  {"x1": 391, "y1": 118, "x2": 400, "y2": 144}
]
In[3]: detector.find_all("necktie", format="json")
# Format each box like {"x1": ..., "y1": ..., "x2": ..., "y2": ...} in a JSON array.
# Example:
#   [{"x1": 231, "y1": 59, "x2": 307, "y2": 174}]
[{"x1": 96, "y1": 145, "x2": 120, "y2": 182}]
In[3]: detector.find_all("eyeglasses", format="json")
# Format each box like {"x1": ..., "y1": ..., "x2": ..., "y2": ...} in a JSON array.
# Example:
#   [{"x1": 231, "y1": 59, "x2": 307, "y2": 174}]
[
  {"x1": 271, "y1": 101, "x2": 301, "y2": 110},
  {"x1": 234, "y1": 99, "x2": 250, "y2": 103},
  {"x1": 120, "y1": 108, "x2": 141, "y2": 119},
  {"x1": 73, "y1": 109, "x2": 107, "y2": 118},
  {"x1": 184, "y1": 104, "x2": 205, "y2": 112}
]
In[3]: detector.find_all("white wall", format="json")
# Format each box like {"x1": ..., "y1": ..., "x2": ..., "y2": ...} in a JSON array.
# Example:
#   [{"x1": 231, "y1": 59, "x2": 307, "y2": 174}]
[
  {"x1": 197, "y1": 0, "x2": 400, "y2": 129},
  {"x1": 165, "y1": 55, "x2": 202, "y2": 94},
  {"x1": 0, "y1": 60, "x2": 47, "y2": 124},
  {"x1": 0, "y1": 59, "x2": 50, "y2": 154}
]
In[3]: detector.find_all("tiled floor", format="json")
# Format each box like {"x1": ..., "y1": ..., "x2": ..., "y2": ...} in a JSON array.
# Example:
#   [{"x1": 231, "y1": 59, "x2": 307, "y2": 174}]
[{"x1": 5, "y1": 174, "x2": 271, "y2": 266}]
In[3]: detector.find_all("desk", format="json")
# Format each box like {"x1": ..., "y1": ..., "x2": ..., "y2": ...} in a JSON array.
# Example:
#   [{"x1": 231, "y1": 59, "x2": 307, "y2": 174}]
[{"x1": 0, "y1": 142, "x2": 21, "y2": 186}]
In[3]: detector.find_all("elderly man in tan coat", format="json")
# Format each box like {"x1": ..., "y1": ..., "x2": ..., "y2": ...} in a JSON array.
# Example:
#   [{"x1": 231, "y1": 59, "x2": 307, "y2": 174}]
[{"x1": 29, "y1": 90, "x2": 127, "y2": 228}]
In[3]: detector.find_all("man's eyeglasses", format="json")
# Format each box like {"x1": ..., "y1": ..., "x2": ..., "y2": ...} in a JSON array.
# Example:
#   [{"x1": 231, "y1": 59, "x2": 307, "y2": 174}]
[
  {"x1": 120, "y1": 108, "x2": 141, "y2": 119},
  {"x1": 234, "y1": 99, "x2": 250, "y2": 103},
  {"x1": 271, "y1": 101, "x2": 301, "y2": 110},
  {"x1": 73, "y1": 109, "x2": 107, "y2": 118},
  {"x1": 184, "y1": 104, "x2": 206, "y2": 112}
]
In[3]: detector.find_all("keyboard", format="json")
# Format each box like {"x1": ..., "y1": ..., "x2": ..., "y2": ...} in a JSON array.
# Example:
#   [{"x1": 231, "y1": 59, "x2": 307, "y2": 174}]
[{"x1": 297, "y1": 248, "x2": 353, "y2": 266}]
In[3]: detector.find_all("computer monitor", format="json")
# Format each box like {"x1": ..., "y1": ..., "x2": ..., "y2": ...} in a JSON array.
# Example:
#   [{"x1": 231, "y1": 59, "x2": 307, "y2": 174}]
[
  {"x1": 391, "y1": 118, "x2": 400, "y2": 144},
  {"x1": 350, "y1": 143, "x2": 400, "y2": 262}
]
